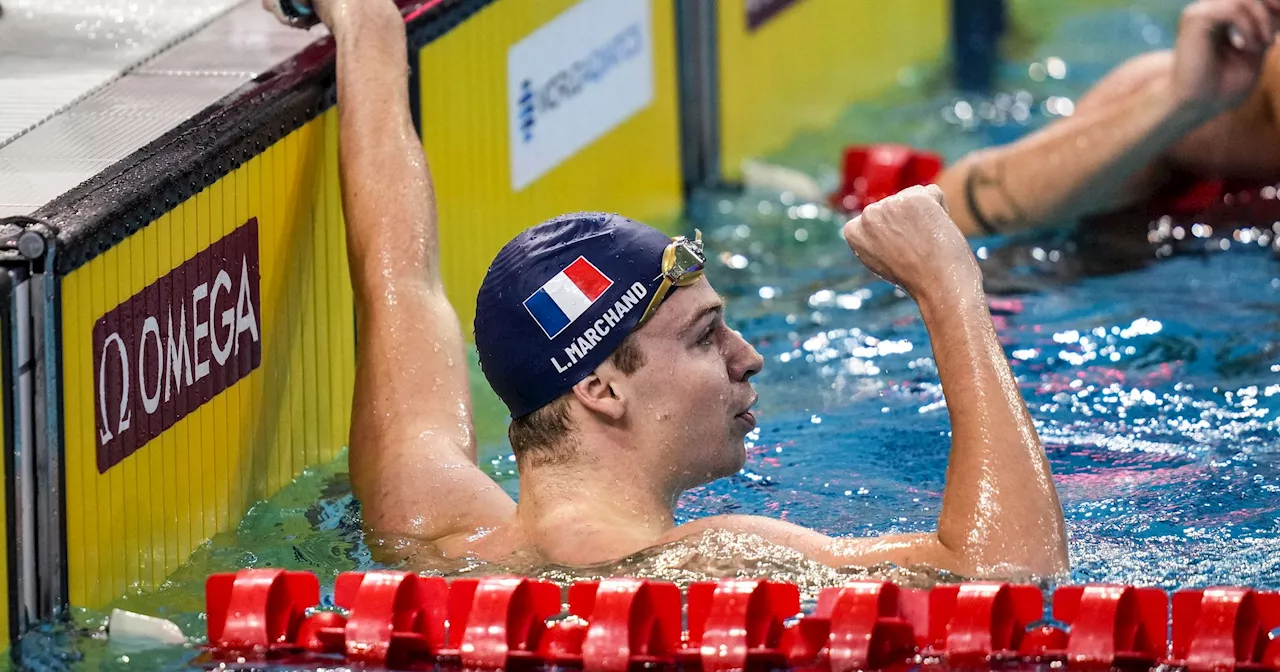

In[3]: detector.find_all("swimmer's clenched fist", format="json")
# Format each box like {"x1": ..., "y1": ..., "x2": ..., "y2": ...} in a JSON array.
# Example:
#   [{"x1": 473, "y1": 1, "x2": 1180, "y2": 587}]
[
  {"x1": 842, "y1": 185, "x2": 980, "y2": 303},
  {"x1": 1173, "y1": 0, "x2": 1280, "y2": 112}
]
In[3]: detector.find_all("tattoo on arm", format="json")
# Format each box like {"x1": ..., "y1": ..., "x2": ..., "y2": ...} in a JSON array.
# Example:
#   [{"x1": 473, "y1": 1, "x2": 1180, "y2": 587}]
[{"x1": 964, "y1": 160, "x2": 1032, "y2": 235}]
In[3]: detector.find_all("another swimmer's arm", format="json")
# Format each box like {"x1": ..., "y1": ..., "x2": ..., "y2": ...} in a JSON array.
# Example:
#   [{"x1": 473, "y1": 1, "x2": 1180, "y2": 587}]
[
  {"x1": 936, "y1": 65, "x2": 1211, "y2": 236},
  {"x1": 1164, "y1": 46, "x2": 1280, "y2": 177},
  {"x1": 936, "y1": 0, "x2": 1280, "y2": 236},
  {"x1": 321, "y1": 0, "x2": 515, "y2": 539}
]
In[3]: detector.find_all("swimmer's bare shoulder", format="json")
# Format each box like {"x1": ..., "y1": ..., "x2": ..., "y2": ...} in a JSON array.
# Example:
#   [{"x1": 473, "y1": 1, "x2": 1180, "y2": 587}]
[
  {"x1": 287, "y1": 0, "x2": 517, "y2": 549},
  {"x1": 657, "y1": 516, "x2": 981, "y2": 576}
]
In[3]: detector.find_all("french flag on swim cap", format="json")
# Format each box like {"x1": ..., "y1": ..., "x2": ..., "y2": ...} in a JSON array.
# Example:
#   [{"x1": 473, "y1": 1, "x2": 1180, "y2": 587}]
[{"x1": 523, "y1": 256, "x2": 614, "y2": 339}]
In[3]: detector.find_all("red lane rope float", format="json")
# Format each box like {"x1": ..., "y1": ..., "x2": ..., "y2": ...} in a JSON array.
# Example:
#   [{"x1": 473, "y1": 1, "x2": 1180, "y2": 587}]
[
  {"x1": 924, "y1": 583, "x2": 1043, "y2": 664},
  {"x1": 457, "y1": 576, "x2": 561, "y2": 670},
  {"x1": 333, "y1": 571, "x2": 449, "y2": 666},
  {"x1": 1174, "y1": 588, "x2": 1280, "y2": 672},
  {"x1": 822, "y1": 581, "x2": 919, "y2": 672},
  {"x1": 200, "y1": 569, "x2": 1280, "y2": 671},
  {"x1": 1052, "y1": 584, "x2": 1167, "y2": 667},
  {"x1": 689, "y1": 579, "x2": 801, "y2": 671},
  {"x1": 570, "y1": 578, "x2": 682, "y2": 671},
  {"x1": 205, "y1": 568, "x2": 318, "y2": 653}
]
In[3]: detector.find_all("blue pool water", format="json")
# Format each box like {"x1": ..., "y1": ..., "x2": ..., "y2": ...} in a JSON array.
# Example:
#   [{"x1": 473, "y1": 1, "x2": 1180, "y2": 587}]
[{"x1": 19, "y1": 1, "x2": 1280, "y2": 668}]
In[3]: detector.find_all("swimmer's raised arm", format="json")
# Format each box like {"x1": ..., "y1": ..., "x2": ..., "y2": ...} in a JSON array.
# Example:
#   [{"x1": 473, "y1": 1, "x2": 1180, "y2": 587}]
[
  {"x1": 668, "y1": 186, "x2": 1067, "y2": 578},
  {"x1": 283, "y1": 0, "x2": 515, "y2": 543},
  {"x1": 838, "y1": 187, "x2": 1066, "y2": 577},
  {"x1": 935, "y1": 0, "x2": 1280, "y2": 236}
]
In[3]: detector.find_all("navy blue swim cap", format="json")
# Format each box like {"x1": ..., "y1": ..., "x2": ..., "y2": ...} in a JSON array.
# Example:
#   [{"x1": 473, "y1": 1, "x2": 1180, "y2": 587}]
[{"x1": 475, "y1": 212, "x2": 679, "y2": 418}]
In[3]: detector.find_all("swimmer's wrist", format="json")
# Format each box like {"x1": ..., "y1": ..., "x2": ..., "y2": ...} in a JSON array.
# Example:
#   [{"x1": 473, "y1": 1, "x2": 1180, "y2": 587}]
[
  {"x1": 912, "y1": 265, "x2": 984, "y2": 313},
  {"x1": 916, "y1": 282, "x2": 988, "y2": 346},
  {"x1": 1163, "y1": 72, "x2": 1232, "y2": 126},
  {"x1": 317, "y1": 0, "x2": 398, "y2": 36}
]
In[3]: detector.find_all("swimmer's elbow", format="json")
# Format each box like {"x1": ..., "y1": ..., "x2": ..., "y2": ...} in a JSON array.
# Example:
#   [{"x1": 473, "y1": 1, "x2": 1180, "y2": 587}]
[
  {"x1": 932, "y1": 532, "x2": 1069, "y2": 581},
  {"x1": 821, "y1": 531, "x2": 1065, "y2": 580}
]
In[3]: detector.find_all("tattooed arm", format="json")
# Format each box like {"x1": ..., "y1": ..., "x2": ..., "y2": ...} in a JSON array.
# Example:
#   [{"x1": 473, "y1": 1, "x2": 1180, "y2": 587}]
[
  {"x1": 936, "y1": 80, "x2": 1205, "y2": 236},
  {"x1": 936, "y1": 0, "x2": 1280, "y2": 236}
]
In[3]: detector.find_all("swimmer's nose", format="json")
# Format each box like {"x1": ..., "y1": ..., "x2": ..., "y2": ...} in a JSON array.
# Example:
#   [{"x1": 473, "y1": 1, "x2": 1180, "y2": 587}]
[
  {"x1": 742, "y1": 351, "x2": 763, "y2": 383},
  {"x1": 727, "y1": 328, "x2": 764, "y2": 382}
]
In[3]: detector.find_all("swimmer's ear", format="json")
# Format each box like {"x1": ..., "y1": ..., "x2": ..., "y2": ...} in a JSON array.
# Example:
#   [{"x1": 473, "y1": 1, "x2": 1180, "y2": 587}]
[{"x1": 571, "y1": 371, "x2": 626, "y2": 421}]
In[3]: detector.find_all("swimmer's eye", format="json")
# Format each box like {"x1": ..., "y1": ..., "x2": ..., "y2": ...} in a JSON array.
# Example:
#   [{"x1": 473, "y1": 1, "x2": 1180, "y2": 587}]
[{"x1": 696, "y1": 324, "x2": 716, "y2": 346}]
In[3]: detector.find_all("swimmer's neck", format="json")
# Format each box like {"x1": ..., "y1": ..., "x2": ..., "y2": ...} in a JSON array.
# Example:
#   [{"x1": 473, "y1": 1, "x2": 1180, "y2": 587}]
[{"x1": 515, "y1": 458, "x2": 680, "y2": 565}]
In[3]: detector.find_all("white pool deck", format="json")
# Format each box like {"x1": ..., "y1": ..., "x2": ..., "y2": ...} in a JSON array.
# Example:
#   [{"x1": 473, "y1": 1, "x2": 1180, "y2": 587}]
[{"x1": 0, "y1": 0, "x2": 325, "y2": 218}]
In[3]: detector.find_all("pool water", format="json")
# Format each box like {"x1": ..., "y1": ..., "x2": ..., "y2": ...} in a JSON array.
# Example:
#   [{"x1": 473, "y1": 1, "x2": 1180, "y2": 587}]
[{"x1": 21, "y1": 1, "x2": 1280, "y2": 668}]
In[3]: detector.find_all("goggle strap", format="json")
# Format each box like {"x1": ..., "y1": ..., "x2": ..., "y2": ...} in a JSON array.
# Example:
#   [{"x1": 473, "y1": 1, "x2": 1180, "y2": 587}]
[{"x1": 639, "y1": 277, "x2": 673, "y2": 325}]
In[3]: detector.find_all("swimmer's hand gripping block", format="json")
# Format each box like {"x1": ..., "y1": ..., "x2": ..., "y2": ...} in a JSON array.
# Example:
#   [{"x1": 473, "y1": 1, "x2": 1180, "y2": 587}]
[{"x1": 201, "y1": 568, "x2": 1280, "y2": 671}]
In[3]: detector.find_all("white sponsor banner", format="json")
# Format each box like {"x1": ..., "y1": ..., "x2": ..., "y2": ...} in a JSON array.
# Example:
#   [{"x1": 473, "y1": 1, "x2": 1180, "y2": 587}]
[{"x1": 507, "y1": 0, "x2": 654, "y2": 191}]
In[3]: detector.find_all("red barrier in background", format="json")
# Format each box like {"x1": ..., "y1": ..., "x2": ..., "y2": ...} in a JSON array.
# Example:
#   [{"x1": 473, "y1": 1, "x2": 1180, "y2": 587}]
[
  {"x1": 831, "y1": 144, "x2": 944, "y2": 213},
  {"x1": 202, "y1": 569, "x2": 1280, "y2": 671}
]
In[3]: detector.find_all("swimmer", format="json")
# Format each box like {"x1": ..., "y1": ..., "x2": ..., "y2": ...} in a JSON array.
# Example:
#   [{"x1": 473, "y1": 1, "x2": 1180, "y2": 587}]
[
  {"x1": 265, "y1": 0, "x2": 1067, "y2": 578},
  {"x1": 937, "y1": 0, "x2": 1280, "y2": 238}
]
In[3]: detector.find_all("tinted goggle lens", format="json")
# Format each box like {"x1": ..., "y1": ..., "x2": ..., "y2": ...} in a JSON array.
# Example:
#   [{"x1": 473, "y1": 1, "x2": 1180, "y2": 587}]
[{"x1": 638, "y1": 230, "x2": 705, "y2": 326}]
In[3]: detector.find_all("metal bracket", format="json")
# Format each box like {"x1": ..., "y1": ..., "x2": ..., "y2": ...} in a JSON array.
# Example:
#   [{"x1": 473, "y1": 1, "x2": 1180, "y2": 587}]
[
  {"x1": 675, "y1": 0, "x2": 722, "y2": 196},
  {"x1": 0, "y1": 217, "x2": 52, "y2": 264}
]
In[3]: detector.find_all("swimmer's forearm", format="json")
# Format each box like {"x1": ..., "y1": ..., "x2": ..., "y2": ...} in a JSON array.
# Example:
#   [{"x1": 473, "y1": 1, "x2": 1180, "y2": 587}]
[
  {"x1": 938, "y1": 73, "x2": 1215, "y2": 236},
  {"x1": 327, "y1": 0, "x2": 484, "y2": 481},
  {"x1": 328, "y1": 1, "x2": 443, "y2": 294},
  {"x1": 918, "y1": 285, "x2": 1068, "y2": 577}
]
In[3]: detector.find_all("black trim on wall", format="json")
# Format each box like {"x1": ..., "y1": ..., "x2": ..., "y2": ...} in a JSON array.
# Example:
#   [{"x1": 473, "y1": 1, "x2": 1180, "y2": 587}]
[{"x1": 0, "y1": 269, "x2": 16, "y2": 645}]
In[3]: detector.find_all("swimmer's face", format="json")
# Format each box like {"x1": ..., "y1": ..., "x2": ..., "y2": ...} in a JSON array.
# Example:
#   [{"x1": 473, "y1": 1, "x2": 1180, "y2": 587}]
[{"x1": 621, "y1": 279, "x2": 764, "y2": 489}]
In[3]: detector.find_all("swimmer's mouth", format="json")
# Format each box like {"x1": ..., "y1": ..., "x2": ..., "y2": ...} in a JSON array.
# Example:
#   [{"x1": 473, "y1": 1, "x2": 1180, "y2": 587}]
[{"x1": 735, "y1": 395, "x2": 759, "y2": 428}]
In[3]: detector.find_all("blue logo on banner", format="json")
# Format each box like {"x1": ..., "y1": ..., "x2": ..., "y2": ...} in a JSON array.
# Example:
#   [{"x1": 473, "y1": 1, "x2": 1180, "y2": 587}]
[
  {"x1": 516, "y1": 24, "x2": 643, "y2": 145},
  {"x1": 519, "y1": 79, "x2": 535, "y2": 143}
]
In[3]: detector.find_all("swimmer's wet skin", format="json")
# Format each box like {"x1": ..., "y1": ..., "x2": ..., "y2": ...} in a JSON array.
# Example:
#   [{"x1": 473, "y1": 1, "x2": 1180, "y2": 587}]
[{"x1": 272, "y1": 0, "x2": 1067, "y2": 579}]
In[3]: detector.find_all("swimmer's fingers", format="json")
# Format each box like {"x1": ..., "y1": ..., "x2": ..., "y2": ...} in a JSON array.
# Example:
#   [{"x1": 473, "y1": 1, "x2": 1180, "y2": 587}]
[
  {"x1": 1236, "y1": 0, "x2": 1275, "y2": 52},
  {"x1": 925, "y1": 184, "x2": 948, "y2": 214},
  {"x1": 1266, "y1": 0, "x2": 1280, "y2": 42},
  {"x1": 1197, "y1": 0, "x2": 1271, "y2": 53},
  {"x1": 261, "y1": 0, "x2": 319, "y2": 29},
  {"x1": 262, "y1": 0, "x2": 292, "y2": 25},
  {"x1": 890, "y1": 184, "x2": 952, "y2": 222}
]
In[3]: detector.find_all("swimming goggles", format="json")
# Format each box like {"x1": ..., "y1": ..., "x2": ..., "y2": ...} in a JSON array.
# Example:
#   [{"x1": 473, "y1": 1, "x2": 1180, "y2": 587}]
[{"x1": 638, "y1": 229, "x2": 706, "y2": 326}]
